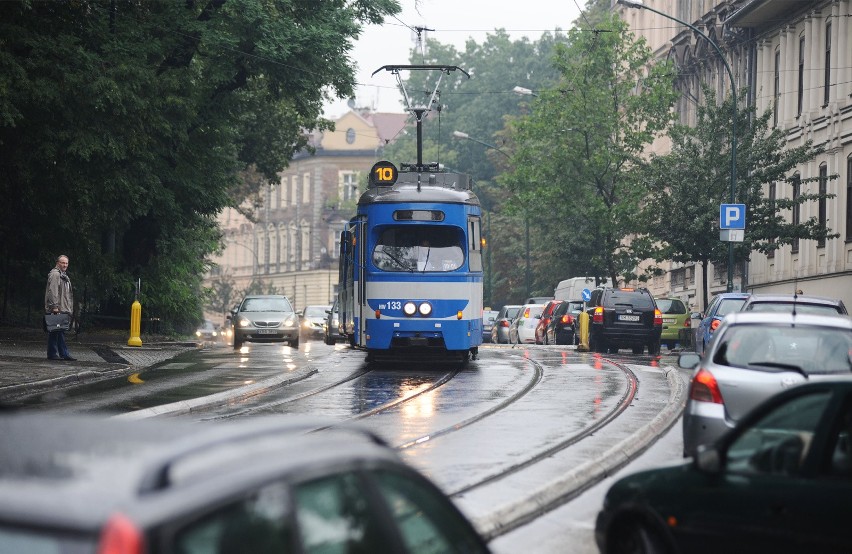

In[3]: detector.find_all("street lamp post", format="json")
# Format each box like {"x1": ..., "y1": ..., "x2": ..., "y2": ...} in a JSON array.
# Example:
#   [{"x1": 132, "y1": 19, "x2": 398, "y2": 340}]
[
  {"x1": 452, "y1": 130, "x2": 531, "y2": 301},
  {"x1": 618, "y1": 0, "x2": 737, "y2": 292}
]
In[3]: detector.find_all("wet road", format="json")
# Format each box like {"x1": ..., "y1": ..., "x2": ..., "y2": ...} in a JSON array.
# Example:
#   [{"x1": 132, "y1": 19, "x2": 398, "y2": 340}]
[{"x1": 15, "y1": 338, "x2": 687, "y2": 552}]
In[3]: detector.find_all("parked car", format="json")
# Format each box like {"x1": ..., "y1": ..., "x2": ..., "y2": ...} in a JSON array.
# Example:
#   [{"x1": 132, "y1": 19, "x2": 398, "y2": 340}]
[
  {"x1": 232, "y1": 294, "x2": 300, "y2": 350},
  {"x1": 678, "y1": 311, "x2": 852, "y2": 457},
  {"x1": 596, "y1": 379, "x2": 852, "y2": 554},
  {"x1": 481, "y1": 309, "x2": 499, "y2": 343},
  {"x1": 655, "y1": 296, "x2": 690, "y2": 349},
  {"x1": 693, "y1": 292, "x2": 750, "y2": 355},
  {"x1": 491, "y1": 304, "x2": 522, "y2": 344},
  {"x1": 582, "y1": 287, "x2": 662, "y2": 354},
  {"x1": 742, "y1": 293, "x2": 848, "y2": 316},
  {"x1": 545, "y1": 300, "x2": 583, "y2": 345},
  {"x1": 301, "y1": 304, "x2": 332, "y2": 340},
  {"x1": 0, "y1": 413, "x2": 491, "y2": 554},
  {"x1": 535, "y1": 300, "x2": 563, "y2": 344},
  {"x1": 323, "y1": 300, "x2": 345, "y2": 345},
  {"x1": 194, "y1": 319, "x2": 218, "y2": 342},
  {"x1": 509, "y1": 303, "x2": 545, "y2": 344}
]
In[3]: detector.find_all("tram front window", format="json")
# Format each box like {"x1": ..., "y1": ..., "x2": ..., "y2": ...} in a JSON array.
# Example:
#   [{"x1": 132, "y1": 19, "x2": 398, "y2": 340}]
[{"x1": 373, "y1": 227, "x2": 464, "y2": 272}]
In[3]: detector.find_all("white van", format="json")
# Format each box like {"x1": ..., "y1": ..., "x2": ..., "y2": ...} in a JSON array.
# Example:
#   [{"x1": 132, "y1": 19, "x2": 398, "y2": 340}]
[{"x1": 554, "y1": 276, "x2": 611, "y2": 301}]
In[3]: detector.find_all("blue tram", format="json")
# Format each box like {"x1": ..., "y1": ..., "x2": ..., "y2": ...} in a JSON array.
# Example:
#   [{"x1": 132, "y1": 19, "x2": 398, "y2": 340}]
[{"x1": 338, "y1": 161, "x2": 484, "y2": 364}]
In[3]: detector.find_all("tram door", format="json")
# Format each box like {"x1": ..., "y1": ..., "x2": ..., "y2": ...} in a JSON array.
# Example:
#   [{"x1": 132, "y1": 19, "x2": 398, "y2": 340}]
[{"x1": 339, "y1": 219, "x2": 367, "y2": 345}]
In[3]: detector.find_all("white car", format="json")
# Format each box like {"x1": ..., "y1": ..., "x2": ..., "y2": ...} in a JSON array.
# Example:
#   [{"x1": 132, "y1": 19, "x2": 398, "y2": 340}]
[{"x1": 509, "y1": 304, "x2": 545, "y2": 344}]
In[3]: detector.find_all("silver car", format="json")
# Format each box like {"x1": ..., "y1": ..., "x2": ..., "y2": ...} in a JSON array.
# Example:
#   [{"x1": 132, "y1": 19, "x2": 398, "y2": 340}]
[
  {"x1": 679, "y1": 311, "x2": 852, "y2": 457},
  {"x1": 232, "y1": 294, "x2": 300, "y2": 350}
]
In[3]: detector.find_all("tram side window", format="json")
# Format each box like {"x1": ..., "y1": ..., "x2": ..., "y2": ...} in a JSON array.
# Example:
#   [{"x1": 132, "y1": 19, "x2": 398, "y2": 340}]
[
  {"x1": 468, "y1": 217, "x2": 482, "y2": 272},
  {"x1": 372, "y1": 226, "x2": 464, "y2": 272}
]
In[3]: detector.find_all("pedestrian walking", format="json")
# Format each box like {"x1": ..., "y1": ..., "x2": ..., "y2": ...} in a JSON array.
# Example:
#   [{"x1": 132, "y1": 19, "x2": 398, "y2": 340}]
[{"x1": 44, "y1": 254, "x2": 76, "y2": 361}]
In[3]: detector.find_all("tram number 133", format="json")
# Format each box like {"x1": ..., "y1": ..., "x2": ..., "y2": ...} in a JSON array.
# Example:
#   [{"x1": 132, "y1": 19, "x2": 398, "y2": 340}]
[
  {"x1": 370, "y1": 160, "x2": 398, "y2": 186},
  {"x1": 378, "y1": 301, "x2": 402, "y2": 310}
]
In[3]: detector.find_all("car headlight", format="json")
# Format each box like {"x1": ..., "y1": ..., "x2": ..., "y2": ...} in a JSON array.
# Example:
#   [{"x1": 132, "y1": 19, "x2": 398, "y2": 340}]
[
  {"x1": 285, "y1": 317, "x2": 296, "y2": 326},
  {"x1": 196, "y1": 330, "x2": 202, "y2": 337},
  {"x1": 238, "y1": 317, "x2": 251, "y2": 327}
]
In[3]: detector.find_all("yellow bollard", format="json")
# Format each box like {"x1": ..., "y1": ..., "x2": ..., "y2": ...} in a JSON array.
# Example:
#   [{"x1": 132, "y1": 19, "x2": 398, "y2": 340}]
[
  {"x1": 577, "y1": 309, "x2": 590, "y2": 352},
  {"x1": 128, "y1": 299, "x2": 143, "y2": 347}
]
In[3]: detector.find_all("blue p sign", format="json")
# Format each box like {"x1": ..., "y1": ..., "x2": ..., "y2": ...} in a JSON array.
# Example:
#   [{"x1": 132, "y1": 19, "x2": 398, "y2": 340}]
[{"x1": 719, "y1": 204, "x2": 746, "y2": 229}]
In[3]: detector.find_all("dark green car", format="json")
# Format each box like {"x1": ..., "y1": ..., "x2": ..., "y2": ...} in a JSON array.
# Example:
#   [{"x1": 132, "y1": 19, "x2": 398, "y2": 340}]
[{"x1": 595, "y1": 380, "x2": 852, "y2": 554}]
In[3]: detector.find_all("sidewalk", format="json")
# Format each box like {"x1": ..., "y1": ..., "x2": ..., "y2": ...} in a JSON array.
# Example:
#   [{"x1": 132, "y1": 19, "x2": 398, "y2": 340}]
[{"x1": 0, "y1": 327, "x2": 198, "y2": 402}]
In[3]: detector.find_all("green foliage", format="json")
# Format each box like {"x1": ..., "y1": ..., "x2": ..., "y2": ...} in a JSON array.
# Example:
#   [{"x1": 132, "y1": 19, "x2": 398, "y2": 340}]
[
  {"x1": 504, "y1": 13, "x2": 677, "y2": 289},
  {"x1": 641, "y1": 87, "x2": 836, "y2": 306},
  {"x1": 0, "y1": 0, "x2": 400, "y2": 328}
]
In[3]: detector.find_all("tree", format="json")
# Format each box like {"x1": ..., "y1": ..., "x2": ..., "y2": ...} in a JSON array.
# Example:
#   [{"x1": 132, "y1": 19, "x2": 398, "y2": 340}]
[
  {"x1": 504, "y1": 13, "x2": 678, "y2": 289},
  {"x1": 641, "y1": 88, "x2": 837, "y2": 307},
  {"x1": 0, "y1": 0, "x2": 400, "y2": 330}
]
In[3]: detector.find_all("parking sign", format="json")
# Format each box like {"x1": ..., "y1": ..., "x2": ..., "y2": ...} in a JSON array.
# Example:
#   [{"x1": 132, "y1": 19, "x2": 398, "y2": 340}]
[{"x1": 719, "y1": 204, "x2": 746, "y2": 229}]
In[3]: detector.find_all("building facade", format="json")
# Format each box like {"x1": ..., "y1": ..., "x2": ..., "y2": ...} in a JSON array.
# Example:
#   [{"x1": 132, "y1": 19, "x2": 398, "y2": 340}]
[
  {"x1": 205, "y1": 110, "x2": 407, "y2": 317},
  {"x1": 617, "y1": 0, "x2": 852, "y2": 311}
]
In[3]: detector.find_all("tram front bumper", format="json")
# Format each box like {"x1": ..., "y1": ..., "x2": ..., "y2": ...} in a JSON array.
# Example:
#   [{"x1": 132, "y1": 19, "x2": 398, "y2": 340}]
[{"x1": 366, "y1": 319, "x2": 472, "y2": 351}]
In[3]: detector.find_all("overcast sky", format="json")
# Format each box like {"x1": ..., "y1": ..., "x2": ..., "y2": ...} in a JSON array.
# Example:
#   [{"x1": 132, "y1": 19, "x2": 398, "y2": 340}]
[{"x1": 323, "y1": 0, "x2": 584, "y2": 118}]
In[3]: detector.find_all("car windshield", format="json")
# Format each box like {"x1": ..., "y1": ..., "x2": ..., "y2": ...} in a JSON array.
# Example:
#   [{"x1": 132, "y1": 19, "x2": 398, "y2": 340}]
[
  {"x1": 304, "y1": 306, "x2": 331, "y2": 317},
  {"x1": 241, "y1": 297, "x2": 293, "y2": 312},
  {"x1": 746, "y1": 302, "x2": 843, "y2": 316},
  {"x1": 716, "y1": 298, "x2": 747, "y2": 317},
  {"x1": 712, "y1": 324, "x2": 852, "y2": 374},
  {"x1": 372, "y1": 226, "x2": 464, "y2": 273},
  {"x1": 482, "y1": 311, "x2": 498, "y2": 323},
  {"x1": 656, "y1": 299, "x2": 686, "y2": 314},
  {"x1": 607, "y1": 291, "x2": 653, "y2": 309},
  {"x1": 505, "y1": 307, "x2": 521, "y2": 319}
]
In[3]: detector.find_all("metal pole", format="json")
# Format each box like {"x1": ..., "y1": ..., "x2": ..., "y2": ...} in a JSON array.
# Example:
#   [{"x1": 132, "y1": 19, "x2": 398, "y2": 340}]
[
  {"x1": 525, "y1": 214, "x2": 531, "y2": 298},
  {"x1": 619, "y1": 0, "x2": 737, "y2": 291}
]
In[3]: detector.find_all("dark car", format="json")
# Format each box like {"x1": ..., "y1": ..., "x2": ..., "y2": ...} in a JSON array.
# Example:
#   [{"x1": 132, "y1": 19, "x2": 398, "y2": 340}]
[
  {"x1": 491, "y1": 304, "x2": 522, "y2": 344},
  {"x1": 545, "y1": 300, "x2": 583, "y2": 345},
  {"x1": 742, "y1": 293, "x2": 847, "y2": 316},
  {"x1": 323, "y1": 300, "x2": 346, "y2": 345},
  {"x1": 693, "y1": 291, "x2": 750, "y2": 355},
  {"x1": 0, "y1": 413, "x2": 491, "y2": 554},
  {"x1": 583, "y1": 287, "x2": 662, "y2": 354},
  {"x1": 595, "y1": 380, "x2": 852, "y2": 554},
  {"x1": 535, "y1": 300, "x2": 563, "y2": 345},
  {"x1": 232, "y1": 294, "x2": 300, "y2": 350}
]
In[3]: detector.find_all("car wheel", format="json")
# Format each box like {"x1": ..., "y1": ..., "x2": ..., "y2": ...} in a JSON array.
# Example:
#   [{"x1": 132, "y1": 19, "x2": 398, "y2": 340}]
[
  {"x1": 324, "y1": 333, "x2": 333, "y2": 345},
  {"x1": 648, "y1": 340, "x2": 661, "y2": 355},
  {"x1": 609, "y1": 520, "x2": 668, "y2": 554},
  {"x1": 233, "y1": 338, "x2": 243, "y2": 350},
  {"x1": 290, "y1": 338, "x2": 299, "y2": 349},
  {"x1": 632, "y1": 345, "x2": 644, "y2": 354},
  {"x1": 592, "y1": 336, "x2": 606, "y2": 353}
]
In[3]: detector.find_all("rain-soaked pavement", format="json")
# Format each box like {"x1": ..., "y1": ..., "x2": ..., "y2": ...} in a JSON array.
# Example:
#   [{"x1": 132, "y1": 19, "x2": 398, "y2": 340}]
[{"x1": 12, "y1": 338, "x2": 687, "y2": 552}]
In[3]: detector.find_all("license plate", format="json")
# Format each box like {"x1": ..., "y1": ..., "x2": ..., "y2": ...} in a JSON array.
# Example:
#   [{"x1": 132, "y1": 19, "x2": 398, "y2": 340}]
[
  {"x1": 618, "y1": 315, "x2": 640, "y2": 322},
  {"x1": 256, "y1": 329, "x2": 278, "y2": 335},
  {"x1": 663, "y1": 318, "x2": 676, "y2": 324}
]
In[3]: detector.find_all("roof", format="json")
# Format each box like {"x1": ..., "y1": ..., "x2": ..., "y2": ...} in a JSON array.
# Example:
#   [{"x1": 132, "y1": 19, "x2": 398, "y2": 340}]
[
  {"x1": 0, "y1": 413, "x2": 393, "y2": 529},
  {"x1": 722, "y1": 311, "x2": 852, "y2": 329}
]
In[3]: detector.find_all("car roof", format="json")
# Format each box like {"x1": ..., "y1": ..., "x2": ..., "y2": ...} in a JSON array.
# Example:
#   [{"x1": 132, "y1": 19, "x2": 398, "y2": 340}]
[
  {"x1": 0, "y1": 414, "x2": 396, "y2": 530},
  {"x1": 721, "y1": 311, "x2": 852, "y2": 329},
  {"x1": 745, "y1": 293, "x2": 843, "y2": 306}
]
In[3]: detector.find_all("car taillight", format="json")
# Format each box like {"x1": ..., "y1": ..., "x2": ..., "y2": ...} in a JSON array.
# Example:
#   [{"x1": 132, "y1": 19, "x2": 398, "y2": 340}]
[
  {"x1": 523, "y1": 308, "x2": 530, "y2": 318},
  {"x1": 710, "y1": 319, "x2": 721, "y2": 333},
  {"x1": 593, "y1": 306, "x2": 603, "y2": 323},
  {"x1": 500, "y1": 320, "x2": 510, "y2": 328},
  {"x1": 653, "y1": 308, "x2": 662, "y2": 326},
  {"x1": 98, "y1": 514, "x2": 144, "y2": 554},
  {"x1": 684, "y1": 318, "x2": 691, "y2": 328},
  {"x1": 562, "y1": 314, "x2": 574, "y2": 324},
  {"x1": 690, "y1": 368, "x2": 724, "y2": 404}
]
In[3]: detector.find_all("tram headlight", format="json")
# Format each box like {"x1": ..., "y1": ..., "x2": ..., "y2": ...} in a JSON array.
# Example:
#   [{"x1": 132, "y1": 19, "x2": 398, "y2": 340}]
[
  {"x1": 418, "y1": 302, "x2": 432, "y2": 316},
  {"x1": 403, "y1": 302, "x2": 417, "y2": 316}
]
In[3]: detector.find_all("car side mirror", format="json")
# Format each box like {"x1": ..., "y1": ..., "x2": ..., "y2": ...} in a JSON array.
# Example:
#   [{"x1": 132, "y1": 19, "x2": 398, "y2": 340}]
[
  {"x1": 225, "y1": 315, "x2": 232, "y2": 321},
  {"x1": 694, "y1": 444, "x2": 722, "y2": 474},
  {"x1": 678, "y1": 352, "x2": 701, "y2": 369},
  {"x1": 690, "y1": 312, "x2": 703, "y2": 320}
]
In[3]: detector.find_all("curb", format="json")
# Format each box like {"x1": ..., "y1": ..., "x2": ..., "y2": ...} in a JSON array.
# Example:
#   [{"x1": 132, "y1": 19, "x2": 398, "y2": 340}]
[
  {"x1": 472, "y1": 365, "x2": 687, "y2": 541},
  {"x1": 113, "y1": 367, "x2": 321, "y2": 420}
]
